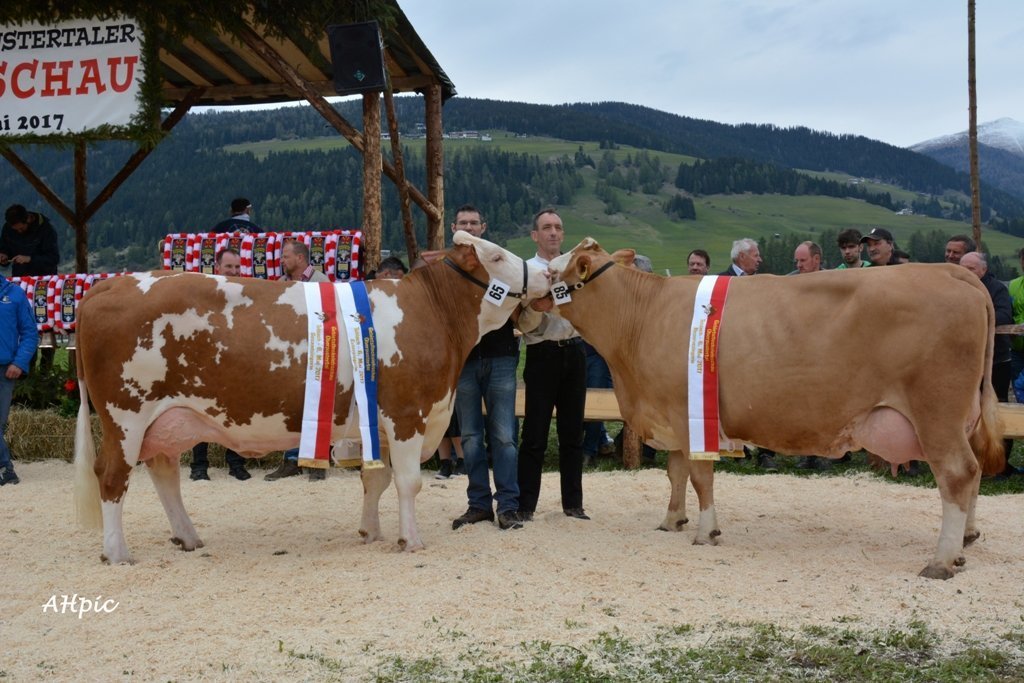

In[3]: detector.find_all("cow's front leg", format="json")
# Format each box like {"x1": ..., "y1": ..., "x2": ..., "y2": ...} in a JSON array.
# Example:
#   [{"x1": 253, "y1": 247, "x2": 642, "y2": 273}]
[
  {"x1": 359, "y1": 455, "x2": 392, "y2": 543},
  {"x1": 658, "y1": 450, "x2": 690, "y2": 531},
  {"x1": 146, "y1": 455, "x2": 204, "y2": 553},
  {"x1": 391, "y1": 442, "x2": 424, "y2": 551},
  {"x1": 688, "y1": 458, "x2": 720, "y2": 545}
]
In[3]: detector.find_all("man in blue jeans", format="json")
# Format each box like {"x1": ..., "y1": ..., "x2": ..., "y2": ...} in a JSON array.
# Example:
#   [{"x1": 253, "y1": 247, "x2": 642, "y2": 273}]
[
  {"x1": 449, "y1": 205, "x2": 523, "y2": 531},
  {"x1": 0, "y1": 274, "x2": 39, "y2": 486}
]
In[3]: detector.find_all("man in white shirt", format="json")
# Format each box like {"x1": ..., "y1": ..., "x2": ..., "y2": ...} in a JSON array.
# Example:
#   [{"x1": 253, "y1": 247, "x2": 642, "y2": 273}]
[{"x1": 515, "y1": 208, "x2": 589, "y2": 520}]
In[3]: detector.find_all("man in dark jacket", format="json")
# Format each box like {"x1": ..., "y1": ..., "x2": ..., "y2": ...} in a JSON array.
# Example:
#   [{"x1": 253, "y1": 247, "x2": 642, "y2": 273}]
[
  {"x1": 0, "y1": 275, "x2": 39, "y2": 485},
  {"x1": 960, "y1": 251, "x2": 1017, "y2": 477},
  {"x1": 0, "y1": 205, "x2": 60, "y2": 276}
]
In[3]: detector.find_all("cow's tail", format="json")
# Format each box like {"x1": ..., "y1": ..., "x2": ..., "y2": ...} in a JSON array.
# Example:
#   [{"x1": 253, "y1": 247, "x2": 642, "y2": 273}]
[
  {"x1": 970, "y1": 297, "x2": 1005, "y2": 477},
  {"x1": 73, "y1": 369, "x2": 102, "y2": 529}
]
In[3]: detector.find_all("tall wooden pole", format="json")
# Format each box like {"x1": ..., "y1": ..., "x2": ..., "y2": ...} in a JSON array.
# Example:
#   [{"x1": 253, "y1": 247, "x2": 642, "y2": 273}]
[
  {"x1": 73, "y1": 140, "x2": 88, "y2": 272},
  {"x1": 424, "y1": 83, "x2": 445, "y2": 250},
  {"x1": 383, "y1": 87, "x2": 419, "y2": 261},
  {"x1": 362, "y1": 92, "x2": 383, "y2": 273},
  {"x1": 968, "y1": 0, "x2": 982, "y2": 247}
]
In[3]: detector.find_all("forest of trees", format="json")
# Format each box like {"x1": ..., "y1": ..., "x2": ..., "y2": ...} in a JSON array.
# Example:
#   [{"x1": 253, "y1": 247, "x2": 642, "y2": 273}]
[{"x1": 2, "y1": 96, "x2": 1019, "y2": 272}]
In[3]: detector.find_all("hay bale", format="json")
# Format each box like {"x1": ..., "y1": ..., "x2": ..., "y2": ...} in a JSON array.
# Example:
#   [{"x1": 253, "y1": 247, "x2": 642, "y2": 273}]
[{"x1": 5, "y1": 407, "x2": 281, "y2": 468}]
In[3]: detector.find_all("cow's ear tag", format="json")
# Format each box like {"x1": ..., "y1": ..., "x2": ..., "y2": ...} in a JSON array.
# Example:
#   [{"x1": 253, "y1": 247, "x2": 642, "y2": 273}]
[
  {"x1": 551, "y1": 281, "x2": 572, "y2": 305},
  {"x1": 484, "y1": 279, "x2": 510, "y2": 306}
]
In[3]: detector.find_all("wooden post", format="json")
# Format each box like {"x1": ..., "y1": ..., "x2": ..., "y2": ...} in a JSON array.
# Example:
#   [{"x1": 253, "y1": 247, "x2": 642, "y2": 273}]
[
  {"x1": 362, "y1": 92, "x2": 383, "y2": 274},
  {"x1": 73, "y1": 141, "x2": 88, "y2": 273},
  {"x1": 383, "y1": 87, "x2": 418, "y2": 262},
  {"x1": 424, "y1": 83, "x2": 445, "y2": 250}
]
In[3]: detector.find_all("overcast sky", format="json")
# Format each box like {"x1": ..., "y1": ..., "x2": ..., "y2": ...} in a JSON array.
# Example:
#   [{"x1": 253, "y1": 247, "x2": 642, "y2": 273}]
[{"x1": 398, "y1": 0, "x2": 1021, "y2": 149}]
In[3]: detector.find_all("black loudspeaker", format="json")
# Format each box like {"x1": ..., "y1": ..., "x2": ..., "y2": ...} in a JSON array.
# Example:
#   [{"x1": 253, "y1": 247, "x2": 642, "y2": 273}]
[{"x1": 327, "y1": 21, "x2": 386, "y2": 96}]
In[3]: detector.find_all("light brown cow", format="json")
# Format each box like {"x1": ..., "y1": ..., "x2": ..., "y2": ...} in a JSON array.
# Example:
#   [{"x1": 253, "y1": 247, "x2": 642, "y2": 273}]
[
  {"x1": 546, "y1": 238, "x2": 1003, "y2": 579},
  {"x1": 73, "y1": 233, "x2": 548, "y2": 564}
]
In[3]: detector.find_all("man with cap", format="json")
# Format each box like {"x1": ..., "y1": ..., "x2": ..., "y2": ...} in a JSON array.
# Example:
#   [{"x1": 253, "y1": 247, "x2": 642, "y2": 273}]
[
  {"x1": 860, "y1": 227, "x2": 900, "y2": 266},
  {"x1": 211, "y1": 198, "x2": 260, "y2": 233}
]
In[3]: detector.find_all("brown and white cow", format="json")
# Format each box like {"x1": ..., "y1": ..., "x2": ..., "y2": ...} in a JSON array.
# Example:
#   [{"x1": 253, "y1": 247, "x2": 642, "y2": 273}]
[
  {"x1": 73, "y1": 233, "x2": 548, "y2": 564},
  {"x1": 546, "y1": 238, "x2": 1003, "y2": 579}
]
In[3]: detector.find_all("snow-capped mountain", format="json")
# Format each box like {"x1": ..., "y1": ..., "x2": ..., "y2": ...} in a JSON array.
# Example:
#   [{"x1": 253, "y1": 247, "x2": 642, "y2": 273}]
[
  {"x1": 911, "y1": 117, "x2": 1024, "y2": 157},
  {"x1": 909, "y1": 118, "x2": 1024, "y2": 201}
]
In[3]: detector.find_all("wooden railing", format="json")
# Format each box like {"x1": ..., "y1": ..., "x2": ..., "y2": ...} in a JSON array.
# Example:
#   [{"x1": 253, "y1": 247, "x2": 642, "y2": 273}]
[{"x1": 516, "y1": 387, "x2": 1024, "y2": 468}]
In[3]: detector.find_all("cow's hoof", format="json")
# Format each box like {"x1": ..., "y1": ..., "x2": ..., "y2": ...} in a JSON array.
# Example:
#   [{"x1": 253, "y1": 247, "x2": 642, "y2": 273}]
[
  {"x1": 954, "y1": 555, "x2": 967, "y2": 567},
  {"x1": 963, "y1": 530, "x2": 980, "y2": 546},
  {"x1": 358, "y1": 529, "x2": 383, "y2": 544},
  {"x1": 657, "y1": 517, "x2": 688, "y2": 532},
  {"x1": 398, "y1": 538, "x2": 424, "y2": 552},
  {"x1": 918, "y1": 563, "x2": 954, "y2": 580},
  {"x1": 693, "y1": 530, "x2": 720, "y2": 546},
  {"x1": 170, "y1": 537, "x2": 204, "y2": 552},
  {"x1": 100, "y1": 553, "x2": 134, "y2": 566}
]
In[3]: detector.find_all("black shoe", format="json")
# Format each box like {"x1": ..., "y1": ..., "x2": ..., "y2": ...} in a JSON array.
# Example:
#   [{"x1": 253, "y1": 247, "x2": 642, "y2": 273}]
[
  {"x1": 453, "y1": 459, "x2": 466, "y2": 476},
  {"x1": 452, "y1": 507, "x2": 494, "y2": 530},
  {"x1": 757, "y1": 453, "x2": 778, "y2": 471},
  {"x1": 563, "y1": 507, "x2": 590, "y2": 520},
  {"x1": 189, "y1": 469, "x2": 210, "y2": 481},
  {"x1": 264, "y1": 459, "x2": 300, "y2": 481},
  {"x1": 497, "y1": 510, "x2": 523, "y2": 530},
  {"x1": 0, "y1": 468, "x2": 19, "y2": 485},
  {"x1": 229, "y1": 467, "x2": 251, "y2": 481},
  {"x1": 796, "y1": 456, "x2": 816, "y2": 470},
  {"x1": 516, "y1": 510, "x2": 534, "y2": 523},
  {"x1": 434, "y1": 459, "x2": 453, "y2": 480},
  {"x1": 308, "y1": 468, "x2": 326, "y2": 481}
]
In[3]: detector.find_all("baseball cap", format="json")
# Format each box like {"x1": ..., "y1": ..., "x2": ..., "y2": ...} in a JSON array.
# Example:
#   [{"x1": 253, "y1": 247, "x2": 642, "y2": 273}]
[{"x1": 860, "y1": 227, "x2": 893, "y2": 243}]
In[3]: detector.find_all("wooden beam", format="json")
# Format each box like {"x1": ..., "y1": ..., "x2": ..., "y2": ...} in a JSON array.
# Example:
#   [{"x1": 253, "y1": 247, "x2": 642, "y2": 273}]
[
  {"x1": 424, "y1": 83, "x2": 445, "y2": 249},
  {"x1": 262, "y1": 34, "x2": 328, "y2": 83},
  {"x1": 234, "y1": 24, "x2": 366, "y2": 151},
  {"x1": 85, "y1": 89, "x2": 205, "y2": 221},
  {"x1": 362, "y1": 93, "x2": 383, "y2": 273},
  {"x1": 219, "y1": 33, "x2": 286, "y2": 82},
  {"x1": 73, "y1": 141, "x2": 87, "y2": 273},
  {"x1": 383, "y1": 87, "x2": 418, "y2": 261},
  {"x1": 159, "y1": 48, "x2": 214, "y2": 87},
  {"x1": 0, "y1": 149, "x2": 74, "y2": 226},
  {"x1": 162, "y1": 81, "x2": 333, "y2": 102},
  {"x1": 182, "y1": 37, "x2": 252, "y2": 84}
]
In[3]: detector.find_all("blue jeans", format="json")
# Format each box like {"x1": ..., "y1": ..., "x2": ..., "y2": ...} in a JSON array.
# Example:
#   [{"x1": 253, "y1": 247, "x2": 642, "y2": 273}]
[
  {"x1": 455, "y1": 355, "x2": 520, "y2": 514},
  {"x1": 283, "y1": 447, "x2": 298, "y2": 462},
  {"x1": 583, "y1": 344, "x2": 612, "y2": 456},
  {"x1": 0, "y1": 373, "x2": 15, "y2": 470}
]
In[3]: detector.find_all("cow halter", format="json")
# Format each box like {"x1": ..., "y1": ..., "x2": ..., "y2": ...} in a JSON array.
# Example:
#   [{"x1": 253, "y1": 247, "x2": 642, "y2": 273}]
[
  {"x1": 443, "y1": 256, "x2": 529, "y2": 299},
  {"x1": 560, "y1": 259, "x2": 615, "y2": 292}
]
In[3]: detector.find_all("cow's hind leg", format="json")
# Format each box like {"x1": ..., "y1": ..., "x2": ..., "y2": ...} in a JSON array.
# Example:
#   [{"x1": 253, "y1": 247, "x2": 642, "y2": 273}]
[
  {"x1": 145, "y1": 455, "x2": 204, "y2": 553},
  {"x1": 359, "y1": 454, "x2": 392, "y2": 543},
  {"x1": 919, "y1": 439, "x2": 979, "y2": 580},
  {"x1": 658, "y1": 450, "x2": 690, "y2": 531},
  {"x1": 94, "y1": 433, "x2": 134, "y2": 564},
  {"x1": 688, "y1": 458, "x2": 720, "y2": 545}
]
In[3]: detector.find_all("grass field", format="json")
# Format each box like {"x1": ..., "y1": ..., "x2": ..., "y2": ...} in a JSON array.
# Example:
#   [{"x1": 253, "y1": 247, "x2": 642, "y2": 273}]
[{"x1": 225, "y1": 132, "x2": 1023, "y2": 273}]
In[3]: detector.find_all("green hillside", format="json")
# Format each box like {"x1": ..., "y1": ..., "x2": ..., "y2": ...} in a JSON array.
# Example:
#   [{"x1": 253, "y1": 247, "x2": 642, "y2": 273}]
[{"x1": 226, "y1": 132, "x2": 1022, "y2": 275}]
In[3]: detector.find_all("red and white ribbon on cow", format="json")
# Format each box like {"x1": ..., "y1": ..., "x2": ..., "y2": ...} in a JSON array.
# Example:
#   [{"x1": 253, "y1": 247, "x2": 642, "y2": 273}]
[
  {"x1": 298, "y1": 282, "x2": 340, "y2": 468},
  {"x1": 687, "y1": 275, "x2": 742, "y2": 460}
]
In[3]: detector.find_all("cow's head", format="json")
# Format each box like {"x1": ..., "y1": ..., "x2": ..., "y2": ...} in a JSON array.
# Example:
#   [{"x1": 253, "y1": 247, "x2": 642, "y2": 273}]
[
  {"x1": 547, "y1": 238, "x2": 636, "y2": 291},
  {"x1": 451, "y1": 232, "x2": 549, "y2": 303}
]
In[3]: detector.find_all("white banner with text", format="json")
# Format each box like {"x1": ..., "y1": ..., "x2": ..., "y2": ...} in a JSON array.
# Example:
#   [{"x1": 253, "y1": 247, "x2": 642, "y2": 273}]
[{"x1": 0, "y1": 16, "x2": 144, "y2": 136}]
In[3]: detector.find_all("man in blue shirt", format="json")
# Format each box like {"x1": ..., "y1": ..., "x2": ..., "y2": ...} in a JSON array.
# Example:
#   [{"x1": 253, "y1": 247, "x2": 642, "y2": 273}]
[{"x1": 0, "y1": 275, "x2": 39, "y2": 485}]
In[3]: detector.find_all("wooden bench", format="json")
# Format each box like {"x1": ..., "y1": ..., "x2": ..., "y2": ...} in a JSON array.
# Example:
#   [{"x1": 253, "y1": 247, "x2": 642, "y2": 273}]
[{"x1": 514, "y1": 387, "x2": 1024, "y2": 468}]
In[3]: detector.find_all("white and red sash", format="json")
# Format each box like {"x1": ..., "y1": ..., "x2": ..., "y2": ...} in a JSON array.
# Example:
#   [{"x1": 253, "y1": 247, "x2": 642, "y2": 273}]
[
  {"x1": 687, "y1": 275, "x2": 741, "y2": 460},
  {"x1": 298, "y1": 282, "x2": 340, "y2": 467}
]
